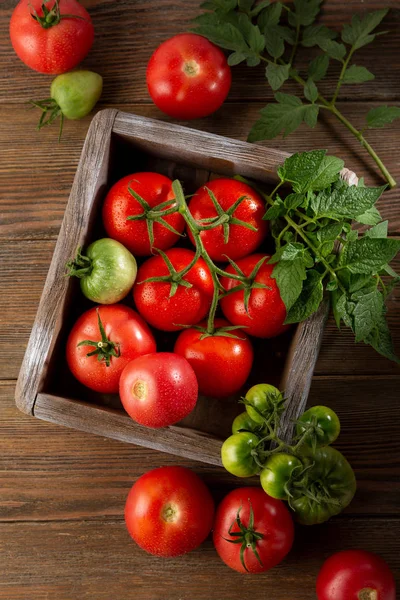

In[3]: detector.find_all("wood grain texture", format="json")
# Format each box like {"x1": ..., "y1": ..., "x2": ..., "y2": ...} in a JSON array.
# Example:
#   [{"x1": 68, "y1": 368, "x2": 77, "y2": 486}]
[
  {"x1": 1, "y1": 0, "x2": 400, "y2": 104},
  {"x1": 1, "y1": 102, "x2": 399, "y2": 240},
  {"x1": 0, "y1": 518, "x2": 399, "y2": 600}
]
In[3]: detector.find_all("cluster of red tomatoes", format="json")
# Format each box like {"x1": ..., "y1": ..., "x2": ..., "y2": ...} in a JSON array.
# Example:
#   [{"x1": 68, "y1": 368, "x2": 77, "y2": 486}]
[{"x1": 66, "y1": 170, "x2": 289, "y2": 428}]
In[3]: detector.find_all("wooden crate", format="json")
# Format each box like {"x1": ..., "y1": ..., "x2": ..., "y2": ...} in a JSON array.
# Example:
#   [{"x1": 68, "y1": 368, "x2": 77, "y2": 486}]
[{"x1": 15, "y1": 109, "x2": 329, "y2": 466}]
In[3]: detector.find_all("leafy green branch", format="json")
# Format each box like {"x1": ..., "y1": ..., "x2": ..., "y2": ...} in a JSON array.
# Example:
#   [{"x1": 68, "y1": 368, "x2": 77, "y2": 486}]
[{"x1": 193, "y1": 0, "x2": 400, "y2": 188}]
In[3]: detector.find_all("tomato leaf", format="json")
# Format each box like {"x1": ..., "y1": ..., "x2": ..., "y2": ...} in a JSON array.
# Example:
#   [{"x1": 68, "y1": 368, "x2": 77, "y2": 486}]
[
  {"x1": 285, "y1": 270, "x2": 323, "y2": 324},
  {"x1": 366, "y1": 106, "x2": 400, "y2": 129},
  {"x1": 339, "y1": 238, "x2": 400, "y2": 274},
  {"x1": 278, "y1": 150, "x2": 344, "y2": 193},
  {"x1": 342, "y1": 65, "x2": 375, "y2": 84}
]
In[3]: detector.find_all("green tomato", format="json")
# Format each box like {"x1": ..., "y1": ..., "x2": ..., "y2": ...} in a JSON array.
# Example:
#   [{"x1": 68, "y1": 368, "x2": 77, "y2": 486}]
[
  {"x1": 296, "y1": 405, "x2": 341, "y2": 448},
  {"x1": 51, "y1": 70, "x2": 103, "y2": 120},
  {"x1": 290, "y1": 446, "x2": 356, "y2": 525},
  {"x1": 231, "y1": 412, "x2": 261, "y2": 435},
  {"x1": 67, "y1": 238, "x2": 137, "y2": 304},
  {"x1": 221, "y1": 432, "x2": 260, "y2": 478},
  {"x1": 245, "y1": 383, "x2": 283, "y2": 424},
  {"x1": 260, "y1": 453, "x2": 303, "y2": 500}
]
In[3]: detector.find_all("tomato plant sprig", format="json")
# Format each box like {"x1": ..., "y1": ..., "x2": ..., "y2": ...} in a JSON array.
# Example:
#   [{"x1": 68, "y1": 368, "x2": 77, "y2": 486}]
[{"x1": 193, "y1": 2, "x2": 400, "y2": 188}]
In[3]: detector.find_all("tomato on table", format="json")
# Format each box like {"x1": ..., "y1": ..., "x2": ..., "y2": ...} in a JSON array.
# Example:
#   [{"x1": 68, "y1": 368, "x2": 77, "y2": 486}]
[
  {"x1": 10, "y1": 0, "x2": 94, "y2": 74},
  {"x1": 188, "y1": 179, "x2": 268, "y2": 261},
  {"x1": 102, "y1": 172, "x2": 185, "y2": 256},
  {"x1": 119, "y1": 352, "x2": 198, "y2": 428},
  {"x1": 146, "y1": 33, "x2": 231, "y2": 120},
  {"x1": 125, "y1": 466, "x2": 214, "y2": 557},
  {"x1": 66, "y1": 305, "x2": 156, "y2": 394},
  {"x1": 316, "y1": 550, "x2": 396, "y2": 600},
  {"x1": 220, "y1": 253, "x2": 289, "y2": 338},
  {"x1": 133, "y1": 248, "x2": 213, "y2": 331},
  {"x1": 174, "y1": 318, "x2": 254, "y2": 398},
  {"x1": 213, "y1": 487, "x2": 294, "y2": 573}
]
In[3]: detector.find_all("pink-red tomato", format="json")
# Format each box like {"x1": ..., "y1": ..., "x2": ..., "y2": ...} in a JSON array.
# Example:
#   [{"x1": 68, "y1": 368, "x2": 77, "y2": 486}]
[
  {"x1": 188, "y1": 178, "x2": 268, "y2": 261},
  {"x1": 220, "y1": 253, "x2": 289, "y2": 338},
  {"x1": 119, "y1": 352, "x2": 198, "y2": 428},
  {"x1": 133, "y1": 248, "x2": 214, "y2": 331},
  {"x1": 213, "y1": 487, "x2": 294, "y2": 574},
  {"x1": 66, "y1": 305, "x2": 156, "y2": 394},
  {"x1": 146, "y1": 33, "x2": 231, "y2": 120},
  {"x1": 102, "y1": 172, "x2": 185, "y2": 256},
  {"x1": 10, "y1": 0, "x2": 94, "y2": 74},
  {"x1": 125, "y1": 466, "x2": 214, "y2": 557},
  {"x1": 174, "y1": 318, "x2": 253, "y2": 398},
  {"x1": 316, "y1": 550, "x2": 396, "y2": 600}
]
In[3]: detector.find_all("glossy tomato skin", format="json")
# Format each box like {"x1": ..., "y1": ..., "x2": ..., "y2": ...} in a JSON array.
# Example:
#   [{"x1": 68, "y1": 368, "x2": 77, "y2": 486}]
[
  {"x1": 316, "y1": 550, "x2": 396, "y2": 600},
  {"x1": 221, "y1": 432, "x2": 260, "y2": 478},
  {"x1": 188, "y1": 180, "x2": 267, "y2": 261},
  {"x1": 66, "y1": 305, "x2": 156, "y2": 394},
  {"x1": 213, "y1": 487, "x2": 294, "y2": 574},
  {"x1": 133, "y1": 248, "x2": 213, "y2": 331},
  {"x1": 10, "y1": 0, "x2": 94, "y2": 74},
  {"x1": 220, "y1": 253, "x2": 289, "y2": 338},
  {"x1": 146, "y1": 33, "x2": 231, "y2": 119},
  {"x1": 297, "y1": 405, "x2": 341, "y2": 448},
  {"x1": 119, "y1": 352, "x2": 198, "y2": 428},
  {"x1": 174, "y1": 318, "x2": 254, "y2": 398},
  {"x1": 102, "y1": 172, "x2": 185, "y2": 256},
  {"x1": 125, "y1": 466, "x2": 214, "y2": 557}
]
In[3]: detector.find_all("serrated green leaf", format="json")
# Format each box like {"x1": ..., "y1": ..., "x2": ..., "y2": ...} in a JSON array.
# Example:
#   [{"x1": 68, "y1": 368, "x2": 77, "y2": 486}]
[
  {"x1": 347, "y1": 273, "x2": 374, "y2": 294},
  {"x1": 278, "y1": 150, "x2": 344, "y2": 193},
  {"x1": 326, "y1": 280, "x2": 338, "y2": 291},
  {"x1": 303, "y1": 104, "x2": 319, "y2": 127},
  {"x1": 246, "y1": 55, "x2": 261, "y2": 66},
  {"x1": 258, "y1": 2, "x2": 282, "y2": 29},
  {"x1": 365, "y1": 221, "x2": 388, "y2": 239},
  {"x1": 264, "y1": 26, "x2": 285, "y2": 58},
  {"x1": 364, "y1": 314, "x2": 399, "y2": 363},
  {"x1": 342, "y1": 64, "x2": 374, "y2": 84},
  {"x1": 251, "y1": 0, "x2": 271, "y2": 17},
  {"x1": 308, "y1": 54, "x2": 330, "y2": 82},
  {"x1": 266, "y1": 63, "x2": 290, "y2": 90},
  {"x1": 366, "y1": 106, "x2": 400, "y2": 129},
  {"x1": 355, "y1": 205, "x2": 382, "y2": 226},
  {"x1": 340, "y1": 237, "x2": 400, "y2": 275},
  {"x1": 228, "y1": 51, "x2": 248, "y2": 65},
  {"x1": 332, "y1": 291, "x2": 354, "y2": 329},
  {"x1": 304, "y1": 78, "x2": 318, "y2": 102},
  {"x1": 237, "y1": 13, "x2": 265, "y2": 54},
  {"x1": 238, "y1": 0, "x2": 254, "y2": 14},
  {"x1": 263, "y1": 197, "x2": 287, "y2": 220},
  {"x1": 352, "y1": 288, "x2": 384, "y2": 342},
  {"x1": 270, "y1": 243, "x2": 314, "y2": 311},
  {"x1": 302, "y1": 24, "x2": 337, "y2": 48},
  {"x1": 200, "y1": 0, "x2": 238, "y2": 12},
  {"x1": 284, "y1": 193, "x2": 305, "y2": 210},
  {"x1": 289, "y1": 0, "x2": 323, "y2": 27},
  {"x1": 248, "y1": 94, "x2": 303, "y2": 140},
  {"x1": 285, "y1": 270, "x2": 323, "y2": 324},
  {"x1": 341, "y1": 9, "x2": 389, "y2": 50},
  {"x1": 193, "y1": 22, "x2": 247, "y2": 51},
  {"x1": 318, "y1": 39, "x2": 346, "y2": 61},
  {"x1": 311, "y1": 184, "x2": 385, "y2": 220},
  {"x1": 317, "y1": 221, "x2": 344, "y2": 242}
]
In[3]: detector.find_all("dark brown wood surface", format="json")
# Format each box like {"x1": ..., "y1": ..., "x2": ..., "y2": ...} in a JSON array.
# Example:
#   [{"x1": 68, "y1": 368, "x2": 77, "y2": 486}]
[{"x1": 0, "y1": 1, "x2": 399, "y2": 599}]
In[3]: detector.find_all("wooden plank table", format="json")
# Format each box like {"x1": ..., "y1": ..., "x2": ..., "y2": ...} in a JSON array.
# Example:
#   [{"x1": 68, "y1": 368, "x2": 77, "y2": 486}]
[{"x1": 0, "y1": 1, "x2": 399, "y2": 598}]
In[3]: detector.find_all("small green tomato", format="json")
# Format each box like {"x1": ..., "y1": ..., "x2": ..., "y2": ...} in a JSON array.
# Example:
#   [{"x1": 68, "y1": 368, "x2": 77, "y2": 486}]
[
  {"x1": 31, "y1": 70, "x2": 103, "y2": 139},
  {"x1": 245, "y1": 383, "x2": 283, "y2": 424},
  {"x1": 221, "y1": 432, "x2": 260, "y2": 478},
  {"x1": 231, "y1": 411, "x2": 260, "y2": 435},
  {"x1": 260, "y1": 453, "x2": 303, "y2": 500},
  {"x1": 296, "y1": 405, "x2": 341, "y2": 448}
]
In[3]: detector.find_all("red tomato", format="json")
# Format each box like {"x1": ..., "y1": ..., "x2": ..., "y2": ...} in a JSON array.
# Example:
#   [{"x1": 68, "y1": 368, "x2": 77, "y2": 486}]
[
  {"x1": 220, "y1": 253, "x2": 289, "y2": 338},
  {"x1": 10, "y1": 0, "x2": 94, "y2": 74},
  {"x1": 146, "y1": 33, "x2": 231, "y2": 120},
  {"x1": 102, "y1": 172, "x2": 185, "y2": 256},
  {"x1": 213, "y1": 487, "x2": 294, "y2": 574},
  {"x1": 119, "y1": 353, "x2": 198, "y2": 428},
  {"x1": 188, "y1": 178, "x2": 268, "y2": 261},
  {"x1": 125, "y1": 466, "x2": 214, "y2": 557},
  {"x1": 316, "y1": 550, "x2": 396, "y2": 600},
  {"x1": 66, "y1": 305, "x2": 156, "y2": 394},
  {"x1": 133, "y1": 248, "x2": 213, "y2": 331},
  {"x1": 174, "y1": 318, "x2": 253, "y2": 398}
]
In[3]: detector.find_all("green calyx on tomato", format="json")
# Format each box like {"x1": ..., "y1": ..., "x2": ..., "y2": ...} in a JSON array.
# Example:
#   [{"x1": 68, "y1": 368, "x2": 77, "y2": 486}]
[
  {"x1": 244, "y1": 383, "x2": 285, "y2": 425},
  {"x1": 30, "y1": 0, "x2": 87, "y2": 29},
  {"x1": 260, "y1": 454, "x2": 304, "y2": 500},
  {"x1": 126, "y1": 184, "x2": 182, "y2": 253},
  {"x1": 296, "y1": 405, "x2": 341, "y2": 450},
  {"x1": 221, "y1": 255, "x2": 271, "y2": 313},
  {"x1": 289, "y1": 446, "x2": 356, "y2": 525},
  {"x1": 66, "y1": 238, "x2": 137, "y2": 304},
  {"x1": 31, "y1": 70, "x2": 103, "y2": 140},
  {"x1": 138, "y1": 248, "x2": 194, "y2": 298},
  {"x1": 221, "y1": 432, "x2": 261, "y2": 478},
  {"x1": 224, "y1": 503, "x2": 264, "y2": 573},
  {"x1": 77, "y1": 308, "x2": 120, "y2": 367}
]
